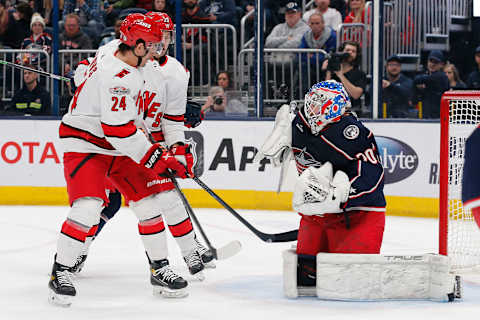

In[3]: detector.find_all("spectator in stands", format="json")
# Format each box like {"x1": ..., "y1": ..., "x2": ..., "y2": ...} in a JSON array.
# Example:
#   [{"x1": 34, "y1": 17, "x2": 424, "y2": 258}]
[
  {"x1": 216, "y1": 70, "x2": 234, "y2": 90},
  {"x1": 182, "y1": 0, "x2": 211, "y2": 84},
  {"x1": 265, "y1": 2, "x2": 308, "y2": 50},
  {"x1": 444, "y1": 63, "x2": 466, "y2": 90},
  {"x1": 183, "y1": 0, "x2": 210, "y2": 24},
  {"x1": 136, "y1": 0, "x2": 154, "y2": 10},
  {"x1": 152, "y1": 0, "x2": 174, "y2": 18},
  {"x1": 466, "y1": 46, "x2": 480, "y2": 89},
  {"x1": 303, "y1": 0, "x2": 342, "y2": 32},
  {"x1": 413, "y1": 50, "x2": 449, "y2": 119},
  {"x1": 6, "y1": 64, "x2": 51, "y2": 115},
  {"x1": 199, "y1": 0, "x2": 237, "y2": 27},
  {"x1": 382, "y1": 54, "x2": 414, "y2": 118},
  {"x1": 62, "y1": 0, "x2": 105, "y2": 38},
  {"x1": 344, "y1": 0, "x2": 366, "y2": 23},
  {"x1": 0, "y1": 0, "x2": 8, "y2": 37},
  {"x1": 330, "y1": 0, "x2": 347, "y2": 20},
  {"x1": 60, "y1": 14, "x2": 93, "y2": 50},
  {"x1": 201, "y1": 86, "x2": 247, "y2": 114},
  {"x1": 0, "y1": 2, "x2": 33, "y2": 48},
  {"x1": 98, "y1": 16, "x2": 122, "y2": 47},
  {"x1": 299, "y1": 12, "x2": 336, "y2": 90},
  {"x1": 323, "y1": 40, "x2": 367, "y2": 116},
  {"x1": 20, "y1": 13, "x2": 52, "y2": 64},
  {"x1": 60, "y1": 14, "x2": 93, "y2": 74}
]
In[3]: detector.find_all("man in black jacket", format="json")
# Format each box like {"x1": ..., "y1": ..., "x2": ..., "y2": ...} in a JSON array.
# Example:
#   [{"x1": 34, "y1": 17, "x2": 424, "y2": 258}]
[
  {"x1": 382, "y1": 55, "x2": 414, "y2": 118},
  {"x1": 413, "y1": 50, "x2": 449, "y2": 119},
  {"x1": 6, "y1": 65, "x2": 51, "y2": 115}
]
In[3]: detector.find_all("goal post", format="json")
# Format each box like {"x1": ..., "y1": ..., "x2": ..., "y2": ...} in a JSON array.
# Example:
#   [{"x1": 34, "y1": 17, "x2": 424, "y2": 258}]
[{"x1": 439, "y1": 90, "x2": 480, "y2": 273}]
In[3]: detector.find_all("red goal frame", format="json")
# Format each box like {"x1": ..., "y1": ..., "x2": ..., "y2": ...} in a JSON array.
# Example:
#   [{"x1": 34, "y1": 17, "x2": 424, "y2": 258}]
[{"x1": 439, "y1": 90, "x2": 480, "y2": 257}]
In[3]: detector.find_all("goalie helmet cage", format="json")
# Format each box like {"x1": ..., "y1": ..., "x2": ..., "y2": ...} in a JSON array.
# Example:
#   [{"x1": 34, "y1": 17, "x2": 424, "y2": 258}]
[{"x1": 439, "y1": 90, "x2": 480, "y2": 273}]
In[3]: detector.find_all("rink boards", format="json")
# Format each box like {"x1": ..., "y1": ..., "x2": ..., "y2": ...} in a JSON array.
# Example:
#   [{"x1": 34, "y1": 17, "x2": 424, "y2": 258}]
[{"x1": 0, "y1": 119, "x2": 441, "y2": 218}]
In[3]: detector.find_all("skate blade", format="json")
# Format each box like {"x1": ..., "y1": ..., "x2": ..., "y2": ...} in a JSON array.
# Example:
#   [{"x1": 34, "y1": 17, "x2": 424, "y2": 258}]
[
  {"x1": 48, "y1": 290, "x2": 74, "y2": 307},
  {"x1": 153, "y1": 286, "x2": 188, "y2": 298},
  {"x1": 204, "y1": 261, "x2": 216, "y2": 269},
  {"x1": 191, "y1": 271, "x2": 205, "y2": 281}
]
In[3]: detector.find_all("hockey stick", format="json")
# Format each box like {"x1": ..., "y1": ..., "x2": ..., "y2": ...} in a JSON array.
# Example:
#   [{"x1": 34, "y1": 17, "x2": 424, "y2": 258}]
[
  {"x1": 168, "y1": 173, "x2": 242, "y2": 260},
  {"x1": 0, "y1": 60, "x2": 71, "y2": 82},
  {"x1": 192, "y1": 176, "x2": 298, "y2": 243}
]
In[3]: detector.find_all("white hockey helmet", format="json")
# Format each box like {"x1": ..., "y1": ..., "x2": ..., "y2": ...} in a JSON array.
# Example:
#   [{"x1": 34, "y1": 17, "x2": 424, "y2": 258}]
[{"x1": 304, "y1": 80, "x2": 351, "y2": 135}]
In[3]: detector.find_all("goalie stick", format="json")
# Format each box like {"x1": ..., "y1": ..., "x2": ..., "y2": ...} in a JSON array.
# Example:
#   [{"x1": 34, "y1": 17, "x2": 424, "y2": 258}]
[
  {"x1": 168, "y1": 172, "x2": 242, "y2": 260},
  {"x1": 192, "y1": 176, "x2": 298, "y2": 243},
  {"x1": 0, "y1": 60, "x2": 71, "y2": 82}
]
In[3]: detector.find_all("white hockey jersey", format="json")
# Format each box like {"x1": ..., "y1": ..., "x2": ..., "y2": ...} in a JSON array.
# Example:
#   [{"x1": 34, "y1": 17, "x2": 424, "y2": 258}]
[
  {"x1": 142, "y1": 55, "x2": 190, "y2": 147},
  {"x1": 59, "y1": 40, "x2": 152, "y2": 163}
]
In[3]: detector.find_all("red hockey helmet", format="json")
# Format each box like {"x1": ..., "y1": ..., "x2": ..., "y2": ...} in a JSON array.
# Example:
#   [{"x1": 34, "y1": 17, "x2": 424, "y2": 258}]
[
  {"x1": 145, "y1": 12, "x2": 174, "y2": 31},
  {"x1": 119, "y1": 13, "x2": 162, "y2": 47}
]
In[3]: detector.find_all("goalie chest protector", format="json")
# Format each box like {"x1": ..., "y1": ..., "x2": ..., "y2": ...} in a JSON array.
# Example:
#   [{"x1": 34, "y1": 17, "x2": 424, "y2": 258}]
[{"x1": 291, "y1": 110, "x2": 386, "y2": 210}]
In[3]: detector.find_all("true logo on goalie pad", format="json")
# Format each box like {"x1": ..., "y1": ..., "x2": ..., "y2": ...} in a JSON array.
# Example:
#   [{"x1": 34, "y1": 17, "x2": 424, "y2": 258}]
[{"x1": 343, "y1": 125, "x2": 359, "y2": 140}]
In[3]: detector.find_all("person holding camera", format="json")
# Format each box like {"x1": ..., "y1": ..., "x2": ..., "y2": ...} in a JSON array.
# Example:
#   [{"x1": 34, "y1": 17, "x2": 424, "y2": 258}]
[
  {"x1": 201, "y1": 86, "x2": 247, "y2": 115},
  {"x1": 322, "y1": 40, "x2": 367, "y2": 117}
]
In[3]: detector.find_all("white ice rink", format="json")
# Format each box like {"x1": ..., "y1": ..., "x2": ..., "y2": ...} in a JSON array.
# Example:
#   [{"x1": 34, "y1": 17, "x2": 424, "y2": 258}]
[{"x1": 1, "y1": 205, "x2": 480, "y2": 320}]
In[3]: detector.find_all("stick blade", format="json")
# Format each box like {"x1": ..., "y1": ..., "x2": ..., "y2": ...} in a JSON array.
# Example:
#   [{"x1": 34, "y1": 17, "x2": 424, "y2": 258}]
[{"x1": 215, "y1": 240, "x2": 242, "y2": 260}]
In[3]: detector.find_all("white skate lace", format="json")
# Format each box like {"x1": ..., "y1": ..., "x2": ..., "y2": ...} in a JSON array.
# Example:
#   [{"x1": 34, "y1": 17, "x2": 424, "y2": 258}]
[
  {"x1": 153, "y1": 266, "x2": 180, "y2": 282},
  {"x1": 195, "y1": 239, "x2": 209, "y2": 256},
  {"x1": 184, "y1": 251, "x2": 202, "y2": 267},
  {"x1": 56, "y1": 270, "x2": 74, "y2": 288}
]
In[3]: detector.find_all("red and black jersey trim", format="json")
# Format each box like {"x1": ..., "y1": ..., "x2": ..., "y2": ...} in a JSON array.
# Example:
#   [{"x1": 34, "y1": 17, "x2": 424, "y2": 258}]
[
  {"x1": 101, "y1": 120, "x2": 137, "y2": 138},
  {"x1": 59, "y1": 122, "x2": 115, "y2": 150},
  {"x1": 167, "y1": 218, "x2": 193, "y2": 237},
  {"x1": 151, "y1": 131, "x2": 165, "y2": 142},
  {"x1": 163, "y1": 113, "x2": 185, "y2": 123}
]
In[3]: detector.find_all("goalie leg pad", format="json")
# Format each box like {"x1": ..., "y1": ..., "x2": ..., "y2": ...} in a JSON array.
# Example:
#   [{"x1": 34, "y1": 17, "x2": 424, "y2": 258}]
[
  {"x1": 282, "y1": 250, "x2": 317, "y2": 298},
  {"x1": 315, "y1": 253, "x2": 459, "y2": 302}
]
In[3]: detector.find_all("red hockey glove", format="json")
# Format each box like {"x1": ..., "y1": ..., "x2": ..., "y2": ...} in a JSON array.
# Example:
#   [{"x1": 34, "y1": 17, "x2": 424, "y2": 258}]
[
  {"x1": 170, "y1": 144, "x2": 195, "y2": 178},
  {"x1": 141, "y1": 143, "x2": 188, "y2": 178}
]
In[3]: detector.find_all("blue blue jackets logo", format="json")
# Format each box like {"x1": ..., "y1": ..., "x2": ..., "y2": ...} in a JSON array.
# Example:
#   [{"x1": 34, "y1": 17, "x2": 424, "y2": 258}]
[{"x1": 376, "y1": 136, "x2": 418, "y2": 184}]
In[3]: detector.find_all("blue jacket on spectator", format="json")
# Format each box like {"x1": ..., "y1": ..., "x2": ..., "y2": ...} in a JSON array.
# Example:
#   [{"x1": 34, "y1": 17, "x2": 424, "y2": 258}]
[
  {"x1": 466, "y1": 70, "x2": 480, "y2": 89},
  {"x1": 63, "y1": 0, "x2": 103, "y2": 24},
  {"x1": 199, "y1": 0, "x2": 237, "y2": 26},
  {"x1": 413, "y1": 70, "x2": 449, "y2": 118},
  {"x1": 299, "y1": 27, "x2": 336, "y2": 65},
  {"x1": 383, "y1": 73, "x2": 413, "y2": 118}
]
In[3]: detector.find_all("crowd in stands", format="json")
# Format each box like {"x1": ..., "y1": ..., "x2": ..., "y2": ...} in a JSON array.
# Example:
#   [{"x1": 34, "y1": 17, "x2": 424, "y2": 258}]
[{"x1": 0, "y1": 0, "x2": 479, "y2": 119}]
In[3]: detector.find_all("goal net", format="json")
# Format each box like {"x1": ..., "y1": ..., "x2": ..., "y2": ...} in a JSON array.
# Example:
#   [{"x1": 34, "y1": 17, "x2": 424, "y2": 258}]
[{"x1": 439, "y1": 91, "x2": 480, "y2": 273}]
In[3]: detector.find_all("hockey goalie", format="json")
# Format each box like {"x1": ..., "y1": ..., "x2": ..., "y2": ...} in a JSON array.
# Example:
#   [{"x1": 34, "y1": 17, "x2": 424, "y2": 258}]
[{"x1": 255, "y1": 80, "x2": 461, "y2": 302}]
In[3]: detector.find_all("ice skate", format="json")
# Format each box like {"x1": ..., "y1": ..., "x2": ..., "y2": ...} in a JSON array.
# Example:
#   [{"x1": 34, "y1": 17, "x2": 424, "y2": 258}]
[
  {"x1": 150, "y1": 259, "x2": 188, "y2": 298},
  {"x1": 183, "y1": 249, "x2": 205, "y2": 281},
  {"x1": 195, "y1": 238, "x2": 216, "y2": 269},
  {"x1": 70, "y1": 254, "x2": 87, "y2": 274},
  {"x1": 48, "y1": 262, "x2": 76, "y2": 307}
]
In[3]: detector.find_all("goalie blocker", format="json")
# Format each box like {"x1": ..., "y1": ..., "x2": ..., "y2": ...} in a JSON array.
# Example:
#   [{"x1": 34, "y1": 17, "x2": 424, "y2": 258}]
[{"x1": 283, "y1": 250, "x2": 462, "y2": 302}]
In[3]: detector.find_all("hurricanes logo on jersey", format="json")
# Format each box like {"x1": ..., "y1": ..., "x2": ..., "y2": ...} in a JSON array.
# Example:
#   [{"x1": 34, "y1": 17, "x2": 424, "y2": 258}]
[{"x1": 115, "y1": 69, "x2": 130, "y2": 78}]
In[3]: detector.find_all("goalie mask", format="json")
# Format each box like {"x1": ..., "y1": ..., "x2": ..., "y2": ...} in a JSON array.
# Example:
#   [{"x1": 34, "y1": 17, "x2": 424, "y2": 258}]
[{"x1": 304, "y1": 80, "x2": 351, "y2": 135}]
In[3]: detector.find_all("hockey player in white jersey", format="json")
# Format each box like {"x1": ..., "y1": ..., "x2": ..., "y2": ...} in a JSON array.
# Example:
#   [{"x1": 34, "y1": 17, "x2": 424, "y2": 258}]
[
  {"x1": 49, "y1": 13, "x2": 195, "y2": 306},
  {"x1": 68, "y1": 12, "x2": 214, "y2": 278}
]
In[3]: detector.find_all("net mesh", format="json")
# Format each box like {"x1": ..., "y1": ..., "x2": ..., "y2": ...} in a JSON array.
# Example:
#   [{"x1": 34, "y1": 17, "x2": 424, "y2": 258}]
[{"x1": 446, "y1": 97, "x2": 480, "y2": 272}]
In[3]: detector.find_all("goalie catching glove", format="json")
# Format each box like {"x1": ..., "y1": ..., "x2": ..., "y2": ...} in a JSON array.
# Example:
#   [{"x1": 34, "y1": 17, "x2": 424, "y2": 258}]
[
  {"x1": 254, "y1": 103, "x2": 296, "y2": 167},
  {"x1": 292, "y1": 162, "x2": 350, "y2": 215},
  {"x1": 141, "y1": 143, "x2": 191, "y2": 178}
]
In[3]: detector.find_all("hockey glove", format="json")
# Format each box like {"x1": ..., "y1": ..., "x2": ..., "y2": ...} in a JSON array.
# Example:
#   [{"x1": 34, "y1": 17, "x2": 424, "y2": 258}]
[
  {"x1": 141, "y1": 143, "x2": 189, "y2": 178},
  {"x1": 184, "y1": 100, "x2": 204, "y2": 128},
  {"x1": 170, "y1": 144, "x2": 195, "y2": 178}
]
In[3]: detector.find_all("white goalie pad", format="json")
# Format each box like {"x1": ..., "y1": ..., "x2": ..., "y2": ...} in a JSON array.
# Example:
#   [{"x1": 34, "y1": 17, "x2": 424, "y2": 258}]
[
  {"x1": 292, "y1": 163, "x2": 350, "y2": 215},
  {"x1": 283, "y1": 249, "x2": 316, "y2": 298},
  {"x1": 316, "y1": 253, "x2": 460, "y2": 302},
  {"x1": 254, "y1": 104, "x2": 295, "y2": 167}
]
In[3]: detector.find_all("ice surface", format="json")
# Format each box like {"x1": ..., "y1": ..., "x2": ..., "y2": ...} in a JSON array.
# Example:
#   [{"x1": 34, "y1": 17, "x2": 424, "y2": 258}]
[{"x1": 1, "y1": 206, "x2": 479, "y2": 320}]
